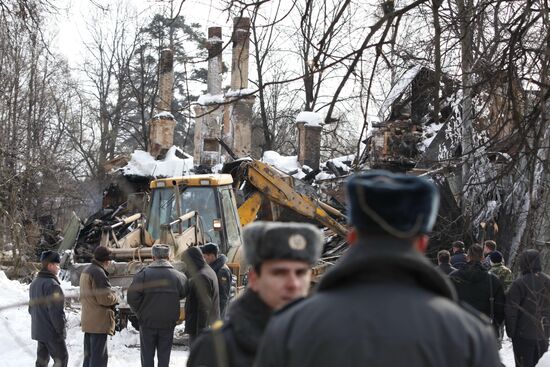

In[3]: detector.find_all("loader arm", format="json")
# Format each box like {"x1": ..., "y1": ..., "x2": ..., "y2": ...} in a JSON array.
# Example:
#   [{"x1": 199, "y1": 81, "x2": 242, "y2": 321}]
[{"x1": 243, "y1": 160, "x2": 348, "y2": 237}]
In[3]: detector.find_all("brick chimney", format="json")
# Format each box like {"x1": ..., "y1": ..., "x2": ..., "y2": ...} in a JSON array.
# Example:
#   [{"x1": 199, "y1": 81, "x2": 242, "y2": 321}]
[
  {"x1": 297, "y1": 112, "x2": 322, "y2": 169},
  {"x1": 149, "y1": 48, "x2": 176, "y2": 159}
]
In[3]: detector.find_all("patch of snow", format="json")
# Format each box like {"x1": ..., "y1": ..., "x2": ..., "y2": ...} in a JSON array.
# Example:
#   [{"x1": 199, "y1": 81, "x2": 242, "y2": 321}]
[
  {"x1": 262, "y1": 151, "x2": 306, "y2": 179},
  {"x1": 211, "y1": 163, "x2": 223, "y2": 173},
  {"x1": 262, "y1": 151, "x2": 300, "y2": 172},
  {"x1": 120, "y1": 146, "x2": 193, "y2": 178},
  {"x1": 197, "y1": 94, "x2": 224, "y2": 106},
  {"x1": 420, "y1": 122, "x2": 444, "y2": 151},
  {"x1": 296, "y1": 111, "x2": 323, "y2": 127},
  {"x1": 207, "y1": 36, "x2": 222, "y2": 43},
  {"x1": 315, "y1": 171, "x2": 336, "y2": 180},
  {"x1": 225, "y1": 88, "x2": 255, "y2": 98},
  {"x1": 0, "y1": 271, "x2": 189, "y2": 366},
  {"x1": 153, "y1": 111, "x2": 175, "y2": 120},
  {"x1": 379, "y1": 65, "x2": 423, "y2": 121}
]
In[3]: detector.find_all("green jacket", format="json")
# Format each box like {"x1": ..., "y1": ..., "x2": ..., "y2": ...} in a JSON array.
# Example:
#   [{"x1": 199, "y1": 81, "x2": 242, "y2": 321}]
[{"x1": 490, "y1": 263, "x2": 513, "y2": 290}]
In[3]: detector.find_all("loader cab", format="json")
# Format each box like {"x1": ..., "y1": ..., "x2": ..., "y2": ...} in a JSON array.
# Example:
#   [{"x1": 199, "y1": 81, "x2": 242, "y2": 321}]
[{"x1": 147, "y1": 174, "x2": 243, "y2": 254}]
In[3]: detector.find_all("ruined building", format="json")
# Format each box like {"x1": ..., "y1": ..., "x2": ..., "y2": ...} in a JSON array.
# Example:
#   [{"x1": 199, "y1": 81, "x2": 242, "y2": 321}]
[{"x1": 194, "y1": 18, "x2": 256, "y2": 167}]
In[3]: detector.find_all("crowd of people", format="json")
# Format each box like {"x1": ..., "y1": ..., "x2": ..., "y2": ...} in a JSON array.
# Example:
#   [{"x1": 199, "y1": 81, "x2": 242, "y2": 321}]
[{"x1": 27, "y1": 170, "x2": 550, "y2": 367}]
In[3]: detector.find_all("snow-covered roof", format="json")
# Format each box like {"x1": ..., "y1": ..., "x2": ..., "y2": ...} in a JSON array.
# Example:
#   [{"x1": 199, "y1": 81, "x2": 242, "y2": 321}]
[
  {"x1": 379, "y1": 65, "x2": 423, "y2": 121},
  {"x1": 120, "y1": 146, "x2": 193, "y2": 178},
  {"x1": 296, "y1": 111, "x2": 323, "y2": 127}
]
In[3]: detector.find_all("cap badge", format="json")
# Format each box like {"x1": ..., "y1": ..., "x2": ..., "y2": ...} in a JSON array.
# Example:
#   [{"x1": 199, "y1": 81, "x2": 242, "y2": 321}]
[{"x1": 288, "y1": 234, "x2": 307, "y2": 250}]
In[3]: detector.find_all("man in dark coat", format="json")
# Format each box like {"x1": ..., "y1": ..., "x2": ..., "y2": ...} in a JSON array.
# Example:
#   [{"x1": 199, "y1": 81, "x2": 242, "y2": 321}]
[
  {"x1": 127, "y1": 244, "x2": 189, "y2": 367},
  {"x1": 437, "y1": 249, "x2": 456, "y2": 275},
  {"x1": 183, "y1": 246, "x2": 220, "y2": 343},
  {"x1": 450, "y1": 243, "x2": 505, "y2": 334},
  {"x1": 505, "y1": 249, "x2": 550, "y2": 367},
  {"x1": 29, "y1": 250, "x2": 68, "y2": 367},
  {"x1": 451, "y1": 240, "x2": 468, "y2": 269},
  {"x1": 79, "y1": 246, "x2": 119, "y2": 367},
  {"x1": 201, "y1": 243, "x2": 232, "y2": 317},
  {"x1": 187, "y1": 221, "x2": 323, "y2": 367},
  {"x1": 255, "y1": 171, "x2": 501, "y2": 367}
]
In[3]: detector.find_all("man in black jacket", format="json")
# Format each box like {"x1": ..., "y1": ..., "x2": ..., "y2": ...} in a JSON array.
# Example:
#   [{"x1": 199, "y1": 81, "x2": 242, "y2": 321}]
[
  {"x1": 450, "y1": 243, "x2": 505, "y2": 334},
  {"x1": 183, "y1": 246, "x2": 220, "y2": 344},
  {"x1": 201, "y1": 243, "x2": 232, "y2": 317},
  {"x1": 127, "y1": 244, "x2": 188, "y2": 367},
  {"x1": 255, "y1": 170, "x2": 501, "y2": 367},
  {"x1": 506, "y1": 249, "x2": 550, "y2": 367},
  {"x1": 29, "y1": 250, "x2": 68, "y2": 367},
  {"x1": 187, "y1": 221, "x2": 323, "y2": 367}
]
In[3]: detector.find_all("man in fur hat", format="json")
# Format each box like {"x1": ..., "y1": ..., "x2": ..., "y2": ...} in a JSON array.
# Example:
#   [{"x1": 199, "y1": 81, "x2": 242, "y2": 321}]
[
  {"x1": 29, "y1": 250, "x2": 68, "y2": 367},
  {"x1": 127, "y1": 244, "x2": 188, "y2": 367},
  {"x1": 187, "y1": 221, "x2": 323, "y2": 367},
  {"x1": 255, "y1": 170, "x2": 501, "y2": 367}
]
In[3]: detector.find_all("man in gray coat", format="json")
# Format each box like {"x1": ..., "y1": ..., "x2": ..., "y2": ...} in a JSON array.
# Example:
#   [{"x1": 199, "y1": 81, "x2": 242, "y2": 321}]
[
  {"x1": 255, "y1": 170, "x2": 501, "y2": 367},
  {"x1": 127, "y1": 244, "x2": 189, "y2": 367},
  {"x1": 29, "y1": 250, "x2": 68, "y2": 367}
]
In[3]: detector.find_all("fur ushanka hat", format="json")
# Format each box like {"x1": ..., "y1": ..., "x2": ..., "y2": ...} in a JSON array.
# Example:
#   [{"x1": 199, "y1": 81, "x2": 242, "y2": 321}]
[{"x1": 243, "y1": 221, "x2": 323, "y2": 267}]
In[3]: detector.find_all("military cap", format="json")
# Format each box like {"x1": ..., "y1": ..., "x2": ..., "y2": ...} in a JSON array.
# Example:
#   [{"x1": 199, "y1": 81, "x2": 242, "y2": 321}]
[
  {"x1": 243, "y1": 221, "x2": 323, "y2": 267},
  {"x1": 40, "y1": 250, "x2": 60, "y2": 263},
  {"x1": 346, "y1": 170, "x2": 439, "y2": 237},
  {"x1": 152, "y1": 244, "x2": 170, "y2": 259},
  {"x1": 93, "y1": 246, "x2": 113, "y2": 262},
  {"x1": 201, "y1": 242, "x2": 220, "y2": 255}
]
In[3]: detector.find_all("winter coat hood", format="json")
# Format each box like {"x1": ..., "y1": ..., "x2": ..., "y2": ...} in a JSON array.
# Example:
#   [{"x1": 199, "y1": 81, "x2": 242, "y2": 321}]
[
  {"x1": 520, "y1": 249, "x2": 542, "y2": 274},
  {"x1": 184, "y1": 246, "x2": 206, "y2": 272}
]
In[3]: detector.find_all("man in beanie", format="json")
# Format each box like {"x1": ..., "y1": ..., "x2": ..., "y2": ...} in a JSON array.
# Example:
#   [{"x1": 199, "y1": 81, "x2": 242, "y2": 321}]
[
  {"x1": 79, "y1": 246, "x2": 119, "y2": 367},
  {"x1": 127, "y1": 244, "x2": 188, "y2": 367},
  {"x1": 29, "y1": 250, "x2": 68, "y2": 367},
  {"x1": 187, "y1": 221, "x2": 323, "y2": 367},
  {"x1": 183, "y1": 246, "x2": 220, "y2": 344},
  {"x1": 506, "y1": 249, "x2": 550, "y2": 367},
  {"x1": 201, "y1": 242, "x2": 233, "y2": 317},
  {"x1": 255, "y1": 170, "x2": 501, "y2": 367}
]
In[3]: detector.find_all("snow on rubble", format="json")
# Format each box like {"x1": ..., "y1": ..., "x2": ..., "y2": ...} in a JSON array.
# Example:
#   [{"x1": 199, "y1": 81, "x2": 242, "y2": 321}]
[
  {"x1": 120, "y1": 146, "x2": 193, "y2": 178},
  {"x1": 0, "y1": 271, "x2": 189, "y2": 366},
  {"x1": 262, "y1": 151, "x2": 306, "y2": 179}
]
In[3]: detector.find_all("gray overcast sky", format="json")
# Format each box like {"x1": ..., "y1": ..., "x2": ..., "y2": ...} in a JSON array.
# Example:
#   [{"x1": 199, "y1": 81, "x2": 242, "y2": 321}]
[{"x1": 53, "y1": 0, "x2": 232, "y2": 67}]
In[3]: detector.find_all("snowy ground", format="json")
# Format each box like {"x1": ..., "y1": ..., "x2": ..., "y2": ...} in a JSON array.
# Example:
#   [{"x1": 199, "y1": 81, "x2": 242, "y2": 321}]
[
  {"x1": 0, "y1": 271, "x2": 189, "y2": 366},
  {"x1": 1, "y1": 270, "x2": 549, "y2": 366}
]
